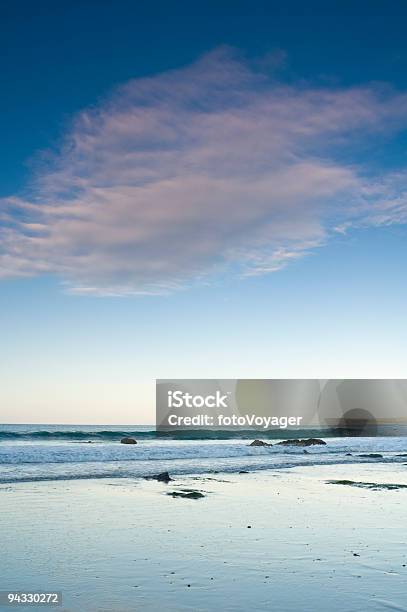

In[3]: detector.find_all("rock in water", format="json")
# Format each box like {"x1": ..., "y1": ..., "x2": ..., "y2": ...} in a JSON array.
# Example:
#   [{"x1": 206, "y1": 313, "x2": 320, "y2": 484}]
[
  {"x1": 249, "y1": 439, "x2": 273, "y2": 447},
  {"x1": 145, "y1": 471, "x2": 172, "y2": 482},
  {"x1": 120, "y1": 437, "x2": 137, "y2": 444},
  {"x1": 276, "y1": 438, "x2": 326, "y2": 447},
  {"x1": 168, "y1": 491, "x2": 204, "y2": 499}
]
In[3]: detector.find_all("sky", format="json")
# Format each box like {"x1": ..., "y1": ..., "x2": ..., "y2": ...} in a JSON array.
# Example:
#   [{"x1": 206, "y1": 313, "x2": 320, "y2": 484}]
[{"x1": 1, "y1": 1, "x2": 407, "y2": 423}]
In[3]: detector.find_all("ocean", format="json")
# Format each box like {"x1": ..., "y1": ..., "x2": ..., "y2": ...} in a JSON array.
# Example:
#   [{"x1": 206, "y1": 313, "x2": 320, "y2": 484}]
[{"x1": 1, "y1": 424, "x2": 407, "y2": 484}]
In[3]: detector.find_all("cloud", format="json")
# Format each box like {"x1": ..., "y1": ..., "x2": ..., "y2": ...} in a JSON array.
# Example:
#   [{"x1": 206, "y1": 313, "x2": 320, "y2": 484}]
[{"x1": 1, "y1": 47, "x2": 407, "y2": 295}]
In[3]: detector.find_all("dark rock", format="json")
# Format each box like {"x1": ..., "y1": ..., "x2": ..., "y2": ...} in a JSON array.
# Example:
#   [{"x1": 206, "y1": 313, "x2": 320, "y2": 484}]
[
  {"x1": 239, "y1": 470, "x2": 249, "y2": 474},
  {"x1": 327, "y1": 479, "x2": 407, "y2": 490},
  {"x1": 346, "y1": 453, "x2": 352, "y2": 456},
  {"x1": 249, "y1": 439, "x2": 273, "y2": 447},
  {"x1": 168, "y1": 490, "x2": 204, "y2": 499},
  {"x1": 145, "y1": 471, "x2": 172, "y2": 482},
  {"x1": 120, "y1": 437, "x2": 137, "y2": 444},
  {"x1": 358, "y1": 453, "x2": 383, "y2": 458},
  {"x1": 277, "y1": 438, "x2": 326, "y2": 446}
]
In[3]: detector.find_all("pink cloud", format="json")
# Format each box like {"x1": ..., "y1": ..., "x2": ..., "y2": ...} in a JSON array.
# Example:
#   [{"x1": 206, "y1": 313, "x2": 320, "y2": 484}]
[{"x1": 1, "y1": 47, "x2": 406, "y2": 295}]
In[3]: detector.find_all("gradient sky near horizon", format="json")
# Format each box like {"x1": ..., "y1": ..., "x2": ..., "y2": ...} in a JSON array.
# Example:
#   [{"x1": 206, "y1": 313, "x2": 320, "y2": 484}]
[{"x1": 1, "y1": 1, "x2": 407, "y2": 423}]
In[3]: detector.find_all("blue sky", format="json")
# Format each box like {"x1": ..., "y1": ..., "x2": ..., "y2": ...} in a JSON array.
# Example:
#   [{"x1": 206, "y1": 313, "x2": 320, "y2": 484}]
[{"x1": 1, "y1": 1, "x2": 407, "y2": 423}]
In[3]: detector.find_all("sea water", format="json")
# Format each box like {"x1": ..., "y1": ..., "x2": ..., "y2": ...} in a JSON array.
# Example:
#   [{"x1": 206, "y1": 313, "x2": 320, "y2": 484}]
[{"x1": 1, "y1": 424, "x2": 407, "y2": 484}]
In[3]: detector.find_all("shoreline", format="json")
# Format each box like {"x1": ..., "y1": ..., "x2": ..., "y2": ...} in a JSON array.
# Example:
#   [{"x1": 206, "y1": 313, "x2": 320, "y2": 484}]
[{"x1": 1, "y1": 452, "x2": 407, "y2": 486}]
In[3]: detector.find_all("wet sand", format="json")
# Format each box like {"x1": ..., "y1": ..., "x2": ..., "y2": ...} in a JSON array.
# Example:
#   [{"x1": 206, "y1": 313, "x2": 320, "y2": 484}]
[{"x1": 1, "y1": 463, "x2": 407, "y2": 611}]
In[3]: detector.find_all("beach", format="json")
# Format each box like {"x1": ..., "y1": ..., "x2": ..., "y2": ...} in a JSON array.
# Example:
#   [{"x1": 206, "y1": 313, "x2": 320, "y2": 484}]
[{"x1": 1, "y1": 454, "x2": 407, "y2": 611}]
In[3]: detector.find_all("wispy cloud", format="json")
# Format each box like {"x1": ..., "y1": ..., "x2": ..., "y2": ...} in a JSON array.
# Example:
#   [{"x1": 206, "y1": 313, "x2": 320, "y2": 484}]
[{"x1": 1, "y1": 47, "x2": 407, "y2": 295}]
